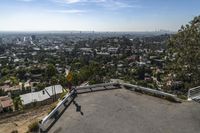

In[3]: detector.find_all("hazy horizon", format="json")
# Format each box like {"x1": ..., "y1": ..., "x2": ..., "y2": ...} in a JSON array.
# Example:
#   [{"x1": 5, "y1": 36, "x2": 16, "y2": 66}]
[
  {"x1": 0, "y1": 0, "x2": 200, "y2": 31},
  {"x1": 0, "y1": 30, "x2": 175, "y2": 33}
]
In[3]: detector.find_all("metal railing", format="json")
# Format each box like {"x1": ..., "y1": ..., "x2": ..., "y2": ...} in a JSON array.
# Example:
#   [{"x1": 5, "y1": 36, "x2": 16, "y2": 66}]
[
  {"x1": 188, "y1": 86, "x2": 200, "y2": 101},
  {"x1": 39, "y1": 82, "x2": 179, "y2": 132},
  {"x1": 39, "y1": 89, "x2": 76, "y2": 132},
  {"x1": 76, "y1": 82, "x2": 120, "y2": 93},
  {"x1": 121, "y1": 83, "x2": 178, "y2": 102},
  {"x1": 39, "y1": 83, "x2": 119, "y2": 132}
]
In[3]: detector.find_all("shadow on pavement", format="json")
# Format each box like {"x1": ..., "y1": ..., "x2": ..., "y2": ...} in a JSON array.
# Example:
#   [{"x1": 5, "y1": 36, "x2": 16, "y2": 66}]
[{"x1": 73, "y1": 100, "x2": 84, "y2": 116}]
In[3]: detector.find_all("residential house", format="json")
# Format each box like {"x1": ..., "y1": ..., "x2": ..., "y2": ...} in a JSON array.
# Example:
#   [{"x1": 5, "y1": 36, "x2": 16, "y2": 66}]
[
  {"x1": 0, "y1": 96, "x2": 14, "y2": 112},
  {"x1": 1, "y1": 85, "x2": 21, "y2": 92},
  {"x1": 20, "y1": 85, "x2": 63, "y2": 106},
  {"x1": 108, "y1": 47, "x2": 119, "y2": 54}
]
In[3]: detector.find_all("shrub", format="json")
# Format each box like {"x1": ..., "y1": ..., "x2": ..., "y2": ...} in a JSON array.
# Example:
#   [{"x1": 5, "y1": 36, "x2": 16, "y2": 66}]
[
  {"x1": 11, "y1": 130, "x2": 18, "y2": 133},
  {"x1": 177, "y1": 94, "x2": 187, "y2": 100},
  {"x1": 48, "y1": 103, "x2": 57, "y2": 114},
  {"x1": 59, "y1": 90, "x2": 68, "y2": 100},
  {"x1": 28, "y1": 121, "x2": 39, "y2": 133}
]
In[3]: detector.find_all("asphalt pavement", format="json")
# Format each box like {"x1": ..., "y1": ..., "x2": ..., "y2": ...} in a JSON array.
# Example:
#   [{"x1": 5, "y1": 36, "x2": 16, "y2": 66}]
[{"x1": 49, "y1": 88, "x2": 200, "y2": 133}]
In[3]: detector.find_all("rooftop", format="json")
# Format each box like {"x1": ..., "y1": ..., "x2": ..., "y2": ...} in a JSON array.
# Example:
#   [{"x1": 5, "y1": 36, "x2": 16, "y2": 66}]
[
  {"x1": 20, "y1": 85, "x2": 63, "y2": 105},
  {"x1": 49, "y1": 89, "x2": 200, "y2": 133},
  {"x1": 0, "y1": 96, "x2": 13, "y2": 108}
]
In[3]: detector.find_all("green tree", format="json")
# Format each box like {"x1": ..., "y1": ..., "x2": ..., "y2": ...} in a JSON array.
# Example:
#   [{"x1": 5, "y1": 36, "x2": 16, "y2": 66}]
[
  {"x1": 0, "y1": 88, "x2": 6, "y2": 96},
  {"x1": 167, "y1": 15, "x2": 200, "y2": 92},
  {"x1": 36, "y1": 83, "x2": 45, "y2": 91},
  {"x1": 17, "y1": 68, "x2": 26, "y2": 80},
  {"x1": 135, "y1": 66, "x2": 145, "y2": 80},
  {"x1": 71, "y1": 72, "x2": 79, "y2": 85},
  {"x1": 10, "y1": 76, "x2": 19, "y2": 86},
  {"x1": 1, "y1": 68, "x2": 9, "y2": 76},
  {"x1": 46, "y1": 64, "x2": 56, "y2": 78},
  {"x1": 13, "y1": 96, "x2": 23, "y2": 111},
  {"x1": 59, "y1": 75, "x2": 68, "y2": 87}
]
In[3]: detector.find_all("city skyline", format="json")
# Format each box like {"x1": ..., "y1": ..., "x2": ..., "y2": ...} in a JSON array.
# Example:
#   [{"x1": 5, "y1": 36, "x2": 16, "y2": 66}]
[{"x1": 0, "y1": 0, "x2": 200, "y2": 32}]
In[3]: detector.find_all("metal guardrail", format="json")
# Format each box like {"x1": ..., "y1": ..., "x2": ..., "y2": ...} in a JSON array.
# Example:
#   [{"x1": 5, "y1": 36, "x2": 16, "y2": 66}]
[
  {"x1": 121, "y1": 83, "x2": 178, "y2": 102},
  {"x1": 76, "y1": 82, "x2": 120, "y2": 90},
  {"x1": 76, "y1": 82, "x2": 120, "y2": 93},
  {"x1": 39, "y1": 89, "x2": 76, "y2": 132},
  {"x1": 39, "y1": 83, "x2": 119, "y2": 132},
  {"x1": 188, "y1": 86, "x2": 200, "y2": 101},
  {"x1": 39, "y1": 82, "x2": 179, "y2": 132}
]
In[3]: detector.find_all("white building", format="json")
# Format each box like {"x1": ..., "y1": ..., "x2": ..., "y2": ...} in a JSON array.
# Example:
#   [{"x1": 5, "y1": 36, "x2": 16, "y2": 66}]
[{"x1": 20, "y1": 85, "x2": 63, "y2": 105}]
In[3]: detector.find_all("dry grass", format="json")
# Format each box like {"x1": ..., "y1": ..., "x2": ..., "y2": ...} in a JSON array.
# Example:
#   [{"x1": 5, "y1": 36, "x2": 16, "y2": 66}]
[{"x1": 0, "y1": 103, "x2": 55, "y2": 133}]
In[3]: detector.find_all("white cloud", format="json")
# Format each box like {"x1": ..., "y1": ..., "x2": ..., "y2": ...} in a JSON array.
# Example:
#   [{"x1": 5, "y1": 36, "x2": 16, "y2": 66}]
[
  {"x1": 64, "y1": 0, "x2": 81, "y2": 4},
  {"x1": 53, "y1": 0, "x2": 106, "y2": 4},
  {"x1": 17, "y1": 0, "x2": 35, "y2": 2},
  {"x1": 65, "y1": 0, "x2": 106, "y2": 3},
  {"x1": 47, "y1": 9, "x2": 87, "y2": 14},
  {"x1": 101, "y1": 0, "x2": 141, "y2": 10},
  {"x1": 52, "y1": 0, "x2": 141, "y2": 10}
]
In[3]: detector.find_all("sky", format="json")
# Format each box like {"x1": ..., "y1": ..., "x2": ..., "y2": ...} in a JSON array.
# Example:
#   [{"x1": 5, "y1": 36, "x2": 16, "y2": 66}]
[{"x1": 0, "y1": 0, "x2": 200, "y2": 32}]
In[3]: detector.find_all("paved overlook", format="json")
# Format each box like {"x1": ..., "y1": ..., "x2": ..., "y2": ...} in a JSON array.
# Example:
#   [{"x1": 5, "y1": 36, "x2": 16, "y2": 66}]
[{"x1": 48, "y1": 89, "x2": 200, "y2": 133}]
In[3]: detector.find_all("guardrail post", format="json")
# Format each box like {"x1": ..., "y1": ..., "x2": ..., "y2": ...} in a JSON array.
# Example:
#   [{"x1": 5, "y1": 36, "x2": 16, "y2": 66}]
[
  {"x1": 39, "y1": 122, "x2": 45, "y2": 133},
  {"x1": 187, "y1": 89, "x2": 191, "y2": 101}
]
